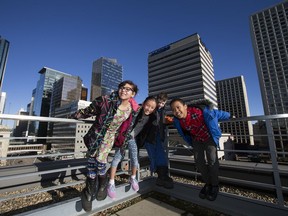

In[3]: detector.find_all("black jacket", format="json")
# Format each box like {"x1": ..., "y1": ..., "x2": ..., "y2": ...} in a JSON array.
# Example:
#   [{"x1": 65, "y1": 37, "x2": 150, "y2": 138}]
[{"x1": 135, "y1": 111, "x2": 157, "y2": 148}]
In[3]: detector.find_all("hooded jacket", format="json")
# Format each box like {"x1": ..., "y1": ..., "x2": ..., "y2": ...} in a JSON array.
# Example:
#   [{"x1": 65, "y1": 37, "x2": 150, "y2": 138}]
[
  {"x1": 173, "y1": 99, "x2": 230, "y2": 148},
  {"x1": 73, "y1": 92, "x2": 140, "y2": 156}
]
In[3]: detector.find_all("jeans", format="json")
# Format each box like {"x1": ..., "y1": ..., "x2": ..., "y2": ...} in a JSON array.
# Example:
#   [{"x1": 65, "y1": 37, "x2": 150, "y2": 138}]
[
  {"x1": 111, "y1": 139, "x2": 139, "y2": 168},
  {"x1": 193, "y1": 137, "x2": 219, "y2": 186},
  {"x1": 144, "y1": 134, "x2": 168, "y2": 172}
]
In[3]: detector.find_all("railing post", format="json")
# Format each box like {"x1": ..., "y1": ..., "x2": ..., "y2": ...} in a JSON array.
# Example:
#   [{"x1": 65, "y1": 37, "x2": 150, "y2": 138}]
[
  {"x1": 265, "y1": 119, "x2": 284, "y2": 206},
  {"x1": 164, "y1": 125, "x2": 170, "y2": 175}
]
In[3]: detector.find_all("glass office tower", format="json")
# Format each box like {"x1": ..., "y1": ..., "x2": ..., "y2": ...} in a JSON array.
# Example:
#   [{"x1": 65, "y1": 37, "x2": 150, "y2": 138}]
[
  {"x1": 50, "y1": 76, "x2": 83, "y2": 117},
  {"x1": 90, "y1": 57, "x2": 123, "y2": 101},
  {"x1": 0, "y1": 36, "x2": 9, "y2": 93},
  {"x1": 32, "y1": 67, "x2": 78, "y2": 140}
]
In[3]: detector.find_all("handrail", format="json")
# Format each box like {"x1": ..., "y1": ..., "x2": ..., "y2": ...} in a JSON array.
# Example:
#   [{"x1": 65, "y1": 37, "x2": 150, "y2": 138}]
[{"x1": 0, "y1": 113, "x2": 287, "y2": 215}]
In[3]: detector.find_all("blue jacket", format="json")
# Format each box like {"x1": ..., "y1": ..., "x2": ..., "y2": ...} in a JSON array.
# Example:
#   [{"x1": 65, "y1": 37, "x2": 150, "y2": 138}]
[{"x1": 173, "y1": 102, "x2": 230, "y2": 148}]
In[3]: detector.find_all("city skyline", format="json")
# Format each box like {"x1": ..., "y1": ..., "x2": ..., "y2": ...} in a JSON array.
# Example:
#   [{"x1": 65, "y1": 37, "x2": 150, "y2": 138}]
[{"x1": 0, "y1": 0, "x2": 284, "y2": 125}]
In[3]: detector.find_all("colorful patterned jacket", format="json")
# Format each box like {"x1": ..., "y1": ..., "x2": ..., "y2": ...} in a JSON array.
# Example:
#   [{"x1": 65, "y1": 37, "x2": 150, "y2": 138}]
[{"x1": 73, "y1": 92, "x2": 140, "y2": 156}]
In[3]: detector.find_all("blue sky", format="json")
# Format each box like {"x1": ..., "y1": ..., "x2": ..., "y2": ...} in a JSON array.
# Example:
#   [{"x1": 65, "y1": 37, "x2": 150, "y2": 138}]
[{"x1": 0, "y1": 0, "x2": 283, "y2": 121}]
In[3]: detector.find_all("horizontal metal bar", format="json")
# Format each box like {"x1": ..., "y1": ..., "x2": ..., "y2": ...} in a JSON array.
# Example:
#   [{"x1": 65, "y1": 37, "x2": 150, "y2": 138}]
[
  {"x1": 0, "y1": 151, "x2": 87, "y2": 160},
  {"x1": 0, "y1": 136, "x2": 77, "y2": 140},
  {"x1": 0, "y1": 114, "x2": 82, "y2": 123},
  {"x1": 0, "y1": 165, "x2": 86, "y2": 181},
  {"x1": 1, "y1": 113, "x2": 287, "y2": 123},
  {"x1": 221, "y1": 113, "x2": 288, "y2": 122},
  {"x1": 0, "y1": 180, "x2": 85, "y2": 202}
]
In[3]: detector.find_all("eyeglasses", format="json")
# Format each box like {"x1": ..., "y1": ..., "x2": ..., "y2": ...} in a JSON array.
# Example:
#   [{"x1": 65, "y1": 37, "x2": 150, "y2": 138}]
[{"x1": 119, "y1": 86, "x2": 133, "y2": 92}]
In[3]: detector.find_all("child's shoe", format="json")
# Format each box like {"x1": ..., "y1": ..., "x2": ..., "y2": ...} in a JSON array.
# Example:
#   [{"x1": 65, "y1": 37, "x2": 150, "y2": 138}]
[
  {"x1": 107, "y1": 183, "x2": 116, "y2": 199},
  {"x1": 129, "y1": 177, "x2": 139, "y2": 192}
]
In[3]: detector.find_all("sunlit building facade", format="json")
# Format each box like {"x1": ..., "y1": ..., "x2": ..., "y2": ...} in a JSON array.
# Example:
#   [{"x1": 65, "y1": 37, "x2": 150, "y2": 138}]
[
  {"x1": 216, "y1": 76, "x2": 254, "y2": 145},
  {"x1": 250, "y1": 1, "x2": 288, "y2": 151},
  {"x1": 148, "y1": 33, "x2": 217, "y2": 108},
  {"x1": 52, "y1": 100, "x2": 92, "y2": 157}
]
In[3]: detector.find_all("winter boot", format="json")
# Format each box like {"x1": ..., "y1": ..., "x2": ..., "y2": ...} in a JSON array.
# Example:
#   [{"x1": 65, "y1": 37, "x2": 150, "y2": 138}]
[
  {"x1": 207, "y1": 185, "x2": 219, "y2": 201},
  {"x1": 96, "y1": 173, "x2": 108, "y2": 201},
  {"x1": 156, "y1": 166, "x2": 174, "y2": 189},
  {"x1": 199, "y1": 184, "x2": 211, "y2": 199},
  {"x1": 81, "y1": 177, "x2": 98, "y2": 212}
]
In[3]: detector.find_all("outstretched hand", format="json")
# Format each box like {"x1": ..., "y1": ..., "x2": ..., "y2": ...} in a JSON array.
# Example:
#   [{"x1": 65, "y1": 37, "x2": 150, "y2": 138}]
[
  {"x1": 165, "y1": 115, "x2": 174, "y2": 124},
  {"x1": 67, "y1": 112, "x2": 81, "y2": 120}
]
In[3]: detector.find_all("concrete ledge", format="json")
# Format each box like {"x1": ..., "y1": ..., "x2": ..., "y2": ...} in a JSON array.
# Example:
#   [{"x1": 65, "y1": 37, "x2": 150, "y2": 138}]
[
  {"x1": 16, "y1": 178, "x2": 288, "y2": 216},
  {"x1": 154, "y1": 182, "x2": 288, "y2": 216},
  {"x1": 16, "y1": 178, "x2": 156, "y2": 216}
]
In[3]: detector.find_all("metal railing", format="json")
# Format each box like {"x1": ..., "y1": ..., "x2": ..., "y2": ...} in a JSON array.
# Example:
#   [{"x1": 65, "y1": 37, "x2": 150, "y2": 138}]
[{"x1": 0, "y1": 113, "x2": 287, "y2": 215}]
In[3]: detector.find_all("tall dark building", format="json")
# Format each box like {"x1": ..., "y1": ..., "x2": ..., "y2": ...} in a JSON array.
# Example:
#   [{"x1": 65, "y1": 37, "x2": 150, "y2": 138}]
[
  {"x1": 90, "y1": 57, "x2": 123, "y2": 100},
  {"x1": 32, "y1": 67, "x2": 78, "y2": 140},
  {"x1": 81, "y1": 86, "x2": 88, "y2": 101},
  {"x1": 0, "y1": 36, "x2": 9, "y2": 93},
  {"x1": 50, "y1": 76, "x2": 83, "y2": 117},
  {"x1": 250, "y1": 1, "x2": 288, "y2": 151}
]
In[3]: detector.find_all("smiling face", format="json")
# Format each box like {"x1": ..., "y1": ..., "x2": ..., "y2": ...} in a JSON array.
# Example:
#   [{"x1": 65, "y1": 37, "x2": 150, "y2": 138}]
[
  {"x1": 143, "y1": 99, "x2": 157, "y2": 115},
  {"x1": 118, "y1": 84, "x2": 135, "y2": 100},
  {"x1": 157, "y1": 99, "x2": 167, "y2": 109},
  {"x1": 170, "y1": 100, "x2": 188, "y2": 119}
]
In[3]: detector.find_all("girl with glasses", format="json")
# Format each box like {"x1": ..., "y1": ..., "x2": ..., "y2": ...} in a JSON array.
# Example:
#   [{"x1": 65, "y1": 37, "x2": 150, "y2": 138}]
[{"x1": 71, "y1": 80, "x2": 139, "y2": 212}]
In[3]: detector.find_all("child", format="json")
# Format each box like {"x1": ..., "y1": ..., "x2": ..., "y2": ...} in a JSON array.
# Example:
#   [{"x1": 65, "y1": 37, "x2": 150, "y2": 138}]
[
  {"x1": 107, "y1": 96, "x2": 157, "y2": 199},
  {"x1": 71, "y1": 80, "x2": 139, "y2": 212},
  {"x1": 140, "y1": 92, "x2": 174, "y2": 189},
  {"x1": 170, "y1": 98, "x2": 230, "y2": 201}
]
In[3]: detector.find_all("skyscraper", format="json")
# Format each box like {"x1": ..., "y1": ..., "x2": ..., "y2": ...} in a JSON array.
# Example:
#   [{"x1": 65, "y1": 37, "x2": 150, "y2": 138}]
[
  {"x1": 250, "y1": 1, "x2": 288, "y2": 150},
  {"x1": 0, "y1": 36, "x2": 9, "y2": 94},
  {"x1": 216, "y1": 76, "x2": 254, "y2": 145},
  {"x1": 32, "y1": 67, "x2": 78, "y2": 140},
  {"x1": 0, "y1": 92, "x2": 6, "y2": 125},
  {"x1": 90, "y1": 57, "x2": 123, "y2": 101},
  {"x1": 148, "y1": 33, "x2": 217, "y2": 107},
  {"x1": 50, "y1": 75, "x2": 83, "y2": 117}
]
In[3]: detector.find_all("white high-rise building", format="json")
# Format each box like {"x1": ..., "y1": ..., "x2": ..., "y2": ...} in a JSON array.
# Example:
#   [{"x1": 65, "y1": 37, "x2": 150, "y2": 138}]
[
  {"x1": 148, "y1": 33, "x2": 217, "y2": 107},
  {"x1": 216, "y1": 76, "x2": 254, "y2": 145}
]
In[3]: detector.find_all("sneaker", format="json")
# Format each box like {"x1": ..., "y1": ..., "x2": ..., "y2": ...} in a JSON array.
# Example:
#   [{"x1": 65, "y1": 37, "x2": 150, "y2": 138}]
[
  {"x1": 129, "y1": 177, "x2": 139, "y2": 192},
  {"x1": 207, "y1": 186, "x2": 219, "y2": 201},
  {"x1": 107, "y1": 183, "x2": 116, "y2": 199},
  {"x1": 199, "y1": 184, "x2": 211, "y2": 199}
]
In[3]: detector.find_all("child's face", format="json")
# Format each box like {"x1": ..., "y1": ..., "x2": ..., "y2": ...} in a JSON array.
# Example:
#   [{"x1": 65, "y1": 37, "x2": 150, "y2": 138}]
[
  {"x1": 157, "y1": 100, "x2": 167, "y2": 109},
  {"x1": 170, "y1": 101, "x2": 188, "y2": 119},
  {"x1": 143, "y1": 100, "x2": 157, "y2": 115},
  {"x1": 118, "y1": 84, "x2": 135, "y2": 100}
]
